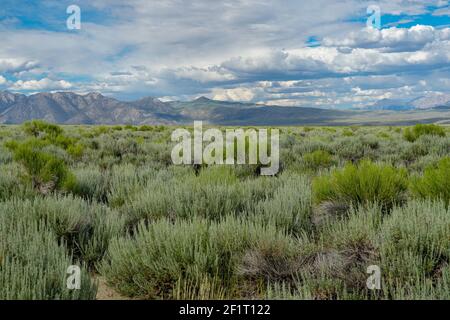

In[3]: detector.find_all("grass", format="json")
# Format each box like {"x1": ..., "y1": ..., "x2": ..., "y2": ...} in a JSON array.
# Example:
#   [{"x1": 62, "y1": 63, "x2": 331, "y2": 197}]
[{"x1": 0, "y1": 122, "x2": 449, "y2": 300}]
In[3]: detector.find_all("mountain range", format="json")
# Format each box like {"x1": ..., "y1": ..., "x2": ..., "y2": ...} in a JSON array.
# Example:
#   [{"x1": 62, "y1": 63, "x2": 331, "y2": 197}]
[
  {"x1": 0, "y1": 91, "x2": 449, "y2": 126},
  {"x1": 365, "y1": 93, "x2": 450, "y2": 111}
]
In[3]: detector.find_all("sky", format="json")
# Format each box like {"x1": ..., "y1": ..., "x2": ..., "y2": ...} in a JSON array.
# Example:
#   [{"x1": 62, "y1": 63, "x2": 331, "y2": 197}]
[{"x1": 0, "y1": 0, "x2": 449, "y2": 108}]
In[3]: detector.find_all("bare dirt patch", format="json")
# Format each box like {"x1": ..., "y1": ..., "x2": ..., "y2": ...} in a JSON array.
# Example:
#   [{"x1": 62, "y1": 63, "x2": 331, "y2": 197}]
[{"x1": 95, "y1": 276, "x2": 130, "y2": 300}]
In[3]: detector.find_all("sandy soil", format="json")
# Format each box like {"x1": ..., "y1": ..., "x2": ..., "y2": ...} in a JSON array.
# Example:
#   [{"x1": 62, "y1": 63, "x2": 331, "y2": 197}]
[{"x1": 95, "y1": 276, "x2": 130, "y2": 300}]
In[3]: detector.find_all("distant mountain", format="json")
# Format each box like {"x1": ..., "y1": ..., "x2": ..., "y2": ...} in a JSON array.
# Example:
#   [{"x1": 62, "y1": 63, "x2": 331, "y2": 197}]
[
  {"x1": 365, "y1": 93, "x2": 450, "y2": 111},
  {"x1": 0, "y1": 91, "x2": 448, "y2": 126},
  {"x1": 410, "y1": 93, "x2": 450, "y2": 109},
  {"x1": 0, "y1": 91, "x2": 178, "y2": 125},
  {"x1": 170, "y1": 96, "x2": 256, "y2": 110},
  {"x1": 432, "y1": 104, "x2": 450, "y2": 111},
  {"x1": 365, "y1": 98, "x2": 412, "y2": 111},
  {"x1": 0, "y1": 91, "x2": 26, "y2": 113}
]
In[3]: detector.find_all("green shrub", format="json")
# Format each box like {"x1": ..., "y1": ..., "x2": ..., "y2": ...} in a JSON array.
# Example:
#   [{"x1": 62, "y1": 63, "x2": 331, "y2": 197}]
[
  {"x1": 98, "y1": 136, "x2": 141, "y2": 162},
  {"x1": 101, "y1": 217, "x2": 295, "y2": 299},
  {"x1": 0, "y1": 196, "x2": 125, "y2": 268},
  {"x1": 410, "y1": 157, "x2": 450, "y2": 205},
  {"x1": 23, "y1": 120, "x2": 63, "y2": 138},
  {"x1": 331, "y1": 137, "x2": 368, "y2": 163},
  {"x1": 0, "y1": 163, "x2": 35, "y2": 200},
  {"x1": 360, "y1": 134, "x2": 379, "y2": 150},
  {"x1": 6, "y1": 139, "x2": 75, "y2": 194},
  {"x1": 138, "y1": 125, "x2": 153, "y2": 131},
  {"x1": 124, "y1": 124, "x2": 138, "y2": 131},
  {"x1": 379, "y1": 200, "x2": 450, "y2": 299},
  {"x1": 5, "y1": 121, "x2": 82, "y2": 193},
  {"x1": 268, "y1": 200, "x2": 450, "y2": 299},
  {"x1": 22, "y1": 121, "x2": 84, "y2": 155},
  {"x1": 400, "y1": 140, "x2": 429, "y2": 164},
  {"x1": 67, "y1": 143, "x2": 85, "y2": 159},
  {"x1": 121, "y1": 181, "x2": 173, "y2": 226},
  {"x1": 303, "y1": 150, "x2": 334, "y2": 169},
  {"x1": 0, "y1": 199, "x2": 97, "y2": 299},
  {"x1": 106, "y1": 163, "x2": 153, "y2": 208},
  {"x1": 377, "y1": 132, "x2": 391, "y2": 139},
  {"x1": 0, "y1": 224, "x2": 96, "y2": 300},
  {"x1": 70, "y1": 165, "x2": 109, "y2": 202},
  {"x1": 92, "y1": 126, "x2": 110, "y2": 136},
  {"x1": 250, "y1": 173, "x2": 312, "y2": 234},
  {"x1": 404, "y1": 124, "x2": 446, "y2": 142},
  {"x1": 121, "y1": 165, "x2": 285, "y2": 227},
  {"x1": 307, "y1": 204, "x2": 382, "y2": 298},
  {"x1": 312, "y1": 160, "x2": 408, "y2": 211},
  {"x1": 170, "y1": 178, "x2": 248, "y2": 220},
  {"x1": 342, "y1": 129, "x2": 354, "y2": 137},
  {"x1": 0, "y1": 145, "x2": 13, "y2": 164}
]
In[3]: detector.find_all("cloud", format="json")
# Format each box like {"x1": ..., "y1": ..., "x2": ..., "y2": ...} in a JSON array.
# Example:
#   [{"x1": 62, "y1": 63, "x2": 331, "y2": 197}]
[
  {"x1": 216, "y1": 36, "x2": 450, "y2": 80},
  {"x1": 373, "y1": 0, "x2": 448, "y2": 15},
  {"x1": 212, "y1": 87, "x2": 264, "y2": 102},
  {"x1": 433, "y1": 7, "x2": 450, "y2": 16},
  {"x1": 323, "y1": 26, "x2": 448, "y2": 52},
  {"x1": 67, "y1": 23, "x2": 450, "y2": 106},
  {"x1": 10, "y1": 78, "x2": 73, "y2": 91},
  {"x1": 0, "y1": 58, "x2": 39, "y2": 74},
  {"x1": 0, "y1": 1, "x2": 449, "y2": 108},
  {"x1": 167, "y1": 66, "x2": 236, "y2": 83},
  {"x1": 0, "y1": 75, "x2": 6, "y2": 85}
]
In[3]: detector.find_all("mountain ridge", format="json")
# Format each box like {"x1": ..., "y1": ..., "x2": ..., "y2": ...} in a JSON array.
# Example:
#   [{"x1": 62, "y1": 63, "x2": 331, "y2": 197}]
[
  {"x1": 0, "y1": 91, "x2": 449, "y2": 126},
  {"x1": 364, "y1": 93, "x2": 450, "y2": 111}
]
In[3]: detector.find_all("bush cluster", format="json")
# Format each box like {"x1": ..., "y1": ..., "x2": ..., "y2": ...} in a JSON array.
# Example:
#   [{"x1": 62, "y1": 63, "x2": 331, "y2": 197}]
[{"x1": 403, "y1": 124, "x2": 446, "y2": 142}]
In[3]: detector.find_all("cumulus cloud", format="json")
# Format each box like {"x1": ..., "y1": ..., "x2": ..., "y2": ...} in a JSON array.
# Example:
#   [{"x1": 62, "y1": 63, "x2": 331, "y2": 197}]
[
  {"x1": 10, "y1": 78, "x2": 73, "y2": 91},
  {"x1": 212, "y1": 87, "x2": 264, "y2": 102},
  {"x1": 0, "y1": 75, "x2": 6, "y2": 85},
  {"x1": 216, "y1": 35, "x2": 450, "y2": 80},
  {"x1": 323, "y1": 26, "x2": 448, "y2": 52}
]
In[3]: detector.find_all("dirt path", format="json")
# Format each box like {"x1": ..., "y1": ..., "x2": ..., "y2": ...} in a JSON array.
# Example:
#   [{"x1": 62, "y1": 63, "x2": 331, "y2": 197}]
[{"x1": 95, "y1": 276, "x2": 130, "y2": 300}]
